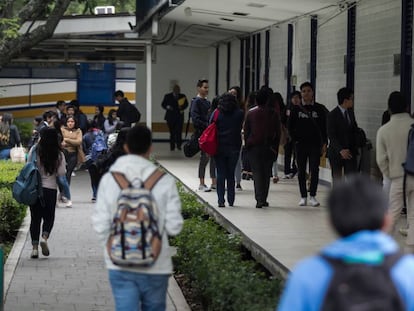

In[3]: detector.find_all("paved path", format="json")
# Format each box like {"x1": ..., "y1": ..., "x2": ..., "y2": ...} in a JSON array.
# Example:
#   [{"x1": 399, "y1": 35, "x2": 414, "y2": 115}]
[{"x1": 4, "y1": 163, "x2": 189, "y2": 311}]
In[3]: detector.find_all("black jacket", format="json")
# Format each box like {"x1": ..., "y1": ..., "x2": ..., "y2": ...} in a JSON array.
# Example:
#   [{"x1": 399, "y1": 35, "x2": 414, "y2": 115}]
[
  {"x1": 161, "y1": 92, "x2": 189, "y2": 123},
  {"x1": 288, "y1": 102, "x2": 328, "y2": 146},
  {"x1": 190, "y1": 97, "x2": 210, "y2": 134},
  {"x1": 327, "y1": 106, "x2": 358, "y2": 159}
]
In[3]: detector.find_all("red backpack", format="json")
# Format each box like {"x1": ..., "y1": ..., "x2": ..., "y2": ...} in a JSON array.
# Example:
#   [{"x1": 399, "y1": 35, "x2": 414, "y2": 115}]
[{"x1": 199, "y1": 109, "x2": 219, "y2": 156}]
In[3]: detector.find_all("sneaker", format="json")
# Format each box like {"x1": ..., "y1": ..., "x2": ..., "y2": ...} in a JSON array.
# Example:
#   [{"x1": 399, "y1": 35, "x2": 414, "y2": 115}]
[
  {"x1": 272, "y1": 176, "x2": 279, "y2": 184},
  {"x1": 282, "y1": 175, "x2": 291, "y2": 179},
  {"x1": 210, "y1": 184, "x2": 217, "y2": 190},
  {"x1": 198, "y1": 184, "x2": 211, "y2": 192},
  {"x1": 309, "y1": 196, "x2": 320, "y2": 207},
  {"x1": 65, "y1": 200, "x2": 72, "y2": 208},
  {"x1": 236, "y1": 184, "x2": 242, "y2": 191},
  {"x1": 298, "y1": 198, "x2": 307, "y2": 206},
  {"x1": 91, "y1": 197, "x2": 96, "y2": 203},
  {"x1": 40, "y1": 238, "x2": 50, "y2": 256},
  {"x1": 61, "y1": 196, "x2": 68, "y2": 204},
  {"x1": 30, "y1": 249, "x2": 39, "y2": 259},
  {"x1": 399, "y1": 228, "x2": 408, "y2": 237},
  {"x1": 71, "y1": 171, "x2": 76, "y2": 177},
  {"x1": 218, "y1": 203, "x2": 225, "y2": 208}
]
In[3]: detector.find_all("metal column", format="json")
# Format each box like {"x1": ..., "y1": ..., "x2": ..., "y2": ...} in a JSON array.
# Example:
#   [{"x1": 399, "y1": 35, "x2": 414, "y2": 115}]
[
  {"x1": 346, "y1": 2, "x2": 356, "y2": 91},
  {"x1": 310, "y1": 16, "x2": 318, "y2": 90},
  {"x1": 287, "y1": 24, "x2": 294, "y2": 97},
  {"x1": 401, "y1": 0, "x2": 413, "y2": 109}
]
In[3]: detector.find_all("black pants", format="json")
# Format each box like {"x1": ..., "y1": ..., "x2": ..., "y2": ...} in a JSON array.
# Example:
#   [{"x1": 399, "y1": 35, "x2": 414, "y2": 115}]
[
  {"x1": 29, "y1": 188, "x2": 57, "y2": 245},
  {"x1": 329, "y1": 156, "x2": 357, "y2": 187},
  {"x1": 65, "y1": 151, "x2": 77, "y2": 184},
  {"x1": 284, "y1": 140, "x2": 297, "y2": 175},
  {"x1": 296, "y1": 143, "x2": 321, "y2": 198},
  {"x1": 198, "y1": 150, "x2": 216, "y2": 179},
  {"x1": 167, "y1": 115, "x2": 184, "y2": 150},
  {"x1": 248, "y1": 145, "x2": 274, "y2": 205}
]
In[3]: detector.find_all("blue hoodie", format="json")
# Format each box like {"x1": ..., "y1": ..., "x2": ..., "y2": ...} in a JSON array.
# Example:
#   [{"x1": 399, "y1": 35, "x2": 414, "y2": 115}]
[{"x1": 277, "y1": 230, "x2": 414, "y2": 311}]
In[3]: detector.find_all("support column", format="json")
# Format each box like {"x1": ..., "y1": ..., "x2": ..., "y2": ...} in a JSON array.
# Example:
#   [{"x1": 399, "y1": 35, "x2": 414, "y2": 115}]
[
  {"x1": 264, "y1": 30, "x2": 270, "y2": 87},
  {"x1": 287, "y1": 24, "x2": 294, "y2": 97},
  {"x1": 215, "y1": 46, "x2": 219, "y2": 95},
  {"x1": 146, "y1": 43, "x2": 152, "y2": 129},
  {"x1": 346, "y1": 2, "x2": 356, "y2": 91},
  {"x1": 401, "y1": 0, "x2": 413, "y2": 109},
  {"x1": 227, "y1": 42, "x2": 231, "y2": 90},
  {"x1": 310, "y1": 16, "x2": 318, "y2": 90}
]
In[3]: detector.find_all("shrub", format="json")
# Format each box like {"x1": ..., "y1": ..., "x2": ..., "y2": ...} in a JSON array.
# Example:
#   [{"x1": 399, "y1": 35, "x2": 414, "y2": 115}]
[
  {"x1": 0, "y1": 161, "x2": 24, "y2": 188},
  {"x1": 0, "y1": 187, "x2": 27, "y2": 243},
  {"x1": 172, "y1": 186, "x2": 282, "y2": 311}
]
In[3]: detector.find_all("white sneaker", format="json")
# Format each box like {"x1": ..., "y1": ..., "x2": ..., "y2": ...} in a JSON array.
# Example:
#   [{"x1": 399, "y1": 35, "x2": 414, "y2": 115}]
[
  {"x1": 282, "y1": 175, "x2": 290, "y2": 179},
  {"x1": 71, "y1": 172, "x2": 76, "y2": 177},
  {"x1": 298, "y1": 198, "x2": 307, "y2": 206},
  {"x1": 399, "y1": 228, "x2": 408, "y2": 237},
  {"x1": 309, "y1": 196, "x2": 320, "y2": 207},
  {"x1": 65, "y1": 200, "x2": 73, "y2": 208},
  {"x1": 40, "y1": 238, "x2": 50, "y2": 256},
  {"x1": 198, "y1": 184, "x2": 211, "y2": 192}
]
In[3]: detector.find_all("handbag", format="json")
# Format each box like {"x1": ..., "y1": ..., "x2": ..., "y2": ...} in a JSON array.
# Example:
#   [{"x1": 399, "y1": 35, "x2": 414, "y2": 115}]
[
  {"x1": 183, "y1": 134, "x2": 200, "y2": 158},
  {"x1": 199, "y1": 109, "x2": 219, "y2": 156},
  {"x1": 10, "y1": 144, "x2": 26, "y2": 163}
]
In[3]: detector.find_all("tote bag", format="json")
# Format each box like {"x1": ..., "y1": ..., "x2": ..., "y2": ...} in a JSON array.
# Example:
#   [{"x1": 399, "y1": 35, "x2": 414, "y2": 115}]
[{"x1": 199, "y1": 109, "x2": 219, "y2": 156}]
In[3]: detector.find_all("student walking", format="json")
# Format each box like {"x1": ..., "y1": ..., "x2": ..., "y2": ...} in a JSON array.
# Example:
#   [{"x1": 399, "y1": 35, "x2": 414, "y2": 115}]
[
  {"x1": 288, "y1": 82, "x2": 328, "y2": 207},
  {"x1": 61, "y1": 115, "x2": 83, "y2": 184},
  {"x1": 161, "y1": 84, "x2": 189, "y2": 151},
  {"x1": 244, "y1": 87, "x2": 281, "y2": 208},
  {"x1": 92, "y1": 125, "x2": 183, "y2": 311},
  {"x1": 213, "y1": 93, "x2": 244, "y2": 207},
  {"x1": 29, "y1": 128, "x2": 66, "y2": 258}
]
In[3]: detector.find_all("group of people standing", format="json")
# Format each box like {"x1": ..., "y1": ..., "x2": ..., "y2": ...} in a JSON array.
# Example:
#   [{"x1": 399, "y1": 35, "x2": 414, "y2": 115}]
[{"x1": 184, "y1": 79, "x2": 367, "y2": 209}]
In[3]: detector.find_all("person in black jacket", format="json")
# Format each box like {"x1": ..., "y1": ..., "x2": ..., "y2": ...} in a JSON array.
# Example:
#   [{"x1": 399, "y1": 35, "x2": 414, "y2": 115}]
[
  {"x1": 190, "y1": 79, "x2": 216, "y2": 192},
  {"x1": 327, "y1": 87, "x2": 358, "y2": 186},
  {"x1": 115, "y1": 90, "x2": 140, "y2": 127},
  {"x1": 0, "y1": 113, "x2": 21, "y2": 160},
  {"x1": 213, "y1": 93, "x2": 244, "y2": 207},
  {"x1": 161, "y1": 84, "x2": 189, "y2": 150},
  {"x1": 288, "y1": 82, "x2": 328, "y2": 207}
]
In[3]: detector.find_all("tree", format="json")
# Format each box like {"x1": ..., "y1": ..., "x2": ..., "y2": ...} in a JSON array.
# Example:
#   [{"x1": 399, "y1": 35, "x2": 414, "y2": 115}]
[
  {"x1": 0, "y1": 0, "x2": 72, "y2": 68},
  {"x1": 0, "y1": 0, "x2": 135, "y2": 68}
]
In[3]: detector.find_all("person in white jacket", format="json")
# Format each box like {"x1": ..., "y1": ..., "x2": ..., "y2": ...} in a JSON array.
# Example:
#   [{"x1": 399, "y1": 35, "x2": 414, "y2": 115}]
[
  {"x1": 92, "y1": 125, "x2": 183, "y2": 311},
  {"x1": 376, "y1": 91, "x2": 414, "y2": 252}
]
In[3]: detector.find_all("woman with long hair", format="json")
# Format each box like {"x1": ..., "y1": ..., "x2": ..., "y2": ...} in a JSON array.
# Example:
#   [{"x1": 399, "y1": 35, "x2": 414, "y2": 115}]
[
  {"x1": 0, "y1": 113, "x2": 21, "y2": 160},
  {"x1": 29, "y1": 128, "x2": 66, "y2": 258},
  {"x1": 61, "y1": 115, "x2": 82, "y2": 185},
  {"x1": 104, "y1": 109, "x2": 120, "y2": 135}
]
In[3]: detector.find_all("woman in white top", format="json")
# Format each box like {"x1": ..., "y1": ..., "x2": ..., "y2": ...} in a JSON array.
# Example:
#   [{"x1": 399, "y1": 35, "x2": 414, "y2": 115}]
[{"x1": 29, "y1": 128, "x2": 66, "y2": 259}]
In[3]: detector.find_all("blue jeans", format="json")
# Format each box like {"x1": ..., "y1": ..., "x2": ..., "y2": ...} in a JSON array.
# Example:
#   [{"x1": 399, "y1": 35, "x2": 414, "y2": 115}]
[
  {"x1": 0, "y1": 148, "x2": 10, "y2": 160},
  {"x1": 108, "y1": 270, "x2": 169, "y2": 311},
  {"x1": 214, "y1": 151, "x2": 240, "y2": 206},
  {"x1": 57, "y1": 175, "x2": 71, "y2": 200}
]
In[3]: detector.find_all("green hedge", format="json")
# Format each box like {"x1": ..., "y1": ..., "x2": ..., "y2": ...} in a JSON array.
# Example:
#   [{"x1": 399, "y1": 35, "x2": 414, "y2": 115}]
[
  {"x1": 13, "y1": 120, "x2": 33, "y2": 148},
  {"x1": 172, "y1": 183, "x2": 281, "y2": 311},
  {"x1": 0, "y1": 161, "x2": 27, "y2": 245}
]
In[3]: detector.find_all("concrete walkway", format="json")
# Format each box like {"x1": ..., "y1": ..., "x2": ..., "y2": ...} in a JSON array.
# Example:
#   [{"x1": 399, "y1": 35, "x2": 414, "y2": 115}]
[
  {"x1": 4, "y1": 142, "x2": 407, "y2": 310},
  {"x1": 3, "y1": 159, "x2": 190, "y2": 311}
]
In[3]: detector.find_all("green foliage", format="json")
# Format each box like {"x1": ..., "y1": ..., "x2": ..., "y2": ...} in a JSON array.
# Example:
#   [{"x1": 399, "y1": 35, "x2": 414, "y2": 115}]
[
  {"x1": 172, "y1": 186, "x2": 282, "y2": 311},
  {"x1": 14, "y1": 120, "x2": 33, "y2": 148},
  {"x1": 0, "y1": 187, "x2": 27, "y2": 244},
  {"x1": 0, "y1": 160, "x2": 24, "y2": 188},
  {"x1": 176, "y1": 182, "x2": 206, "y2": 218},
  {"x1": 0, "y1": 18, "x2": 20, "y2": 40}
]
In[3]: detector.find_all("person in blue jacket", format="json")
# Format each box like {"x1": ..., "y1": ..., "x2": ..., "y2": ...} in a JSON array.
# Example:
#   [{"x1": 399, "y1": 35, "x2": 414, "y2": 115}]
[{"x1": 277, "y1": 174, "x2": 414, "y2": 311}]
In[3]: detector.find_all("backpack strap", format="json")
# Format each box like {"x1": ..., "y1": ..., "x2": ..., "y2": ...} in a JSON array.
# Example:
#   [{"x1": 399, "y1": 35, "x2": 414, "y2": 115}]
[
  {"x1": 320, "y1": 251, "x2": 403, "y2": 269},
  {"x1": 112, "y1": 169, "x2": 165, "y2": 190},
  {"x1": 111, "y1": 172, "x2": 131, "y2": 189},
  {"x1": 144, "y1": 169, "x2": 165, "y2": 190}
]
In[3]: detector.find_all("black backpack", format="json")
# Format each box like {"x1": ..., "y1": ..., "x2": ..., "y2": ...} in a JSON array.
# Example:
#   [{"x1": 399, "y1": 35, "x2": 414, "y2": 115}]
[
  {"x1": 320, "y1": 252, "x2": 405, "y2": 311},
  {"x1": 403, "y1": 124, "x2": 414, "y2": 206}
]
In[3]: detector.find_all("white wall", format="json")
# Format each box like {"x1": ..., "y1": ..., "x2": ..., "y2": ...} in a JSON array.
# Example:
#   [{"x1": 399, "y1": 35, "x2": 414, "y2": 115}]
[
  {"x1": 269, "y1": 24, "x2": 288, "y2": 100},
  {"x1": 229, "y1": 39, "x2": 241, "y2": 88},
  {"x1": 316, "y1": 11, "x2": 347, "y2": 110},
  {"x1": 354, "y1": 0, "x2": 401, "y2": 141},
  {"x1": 135, "y1": 44, "x2": 210, "y2": 128}
]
